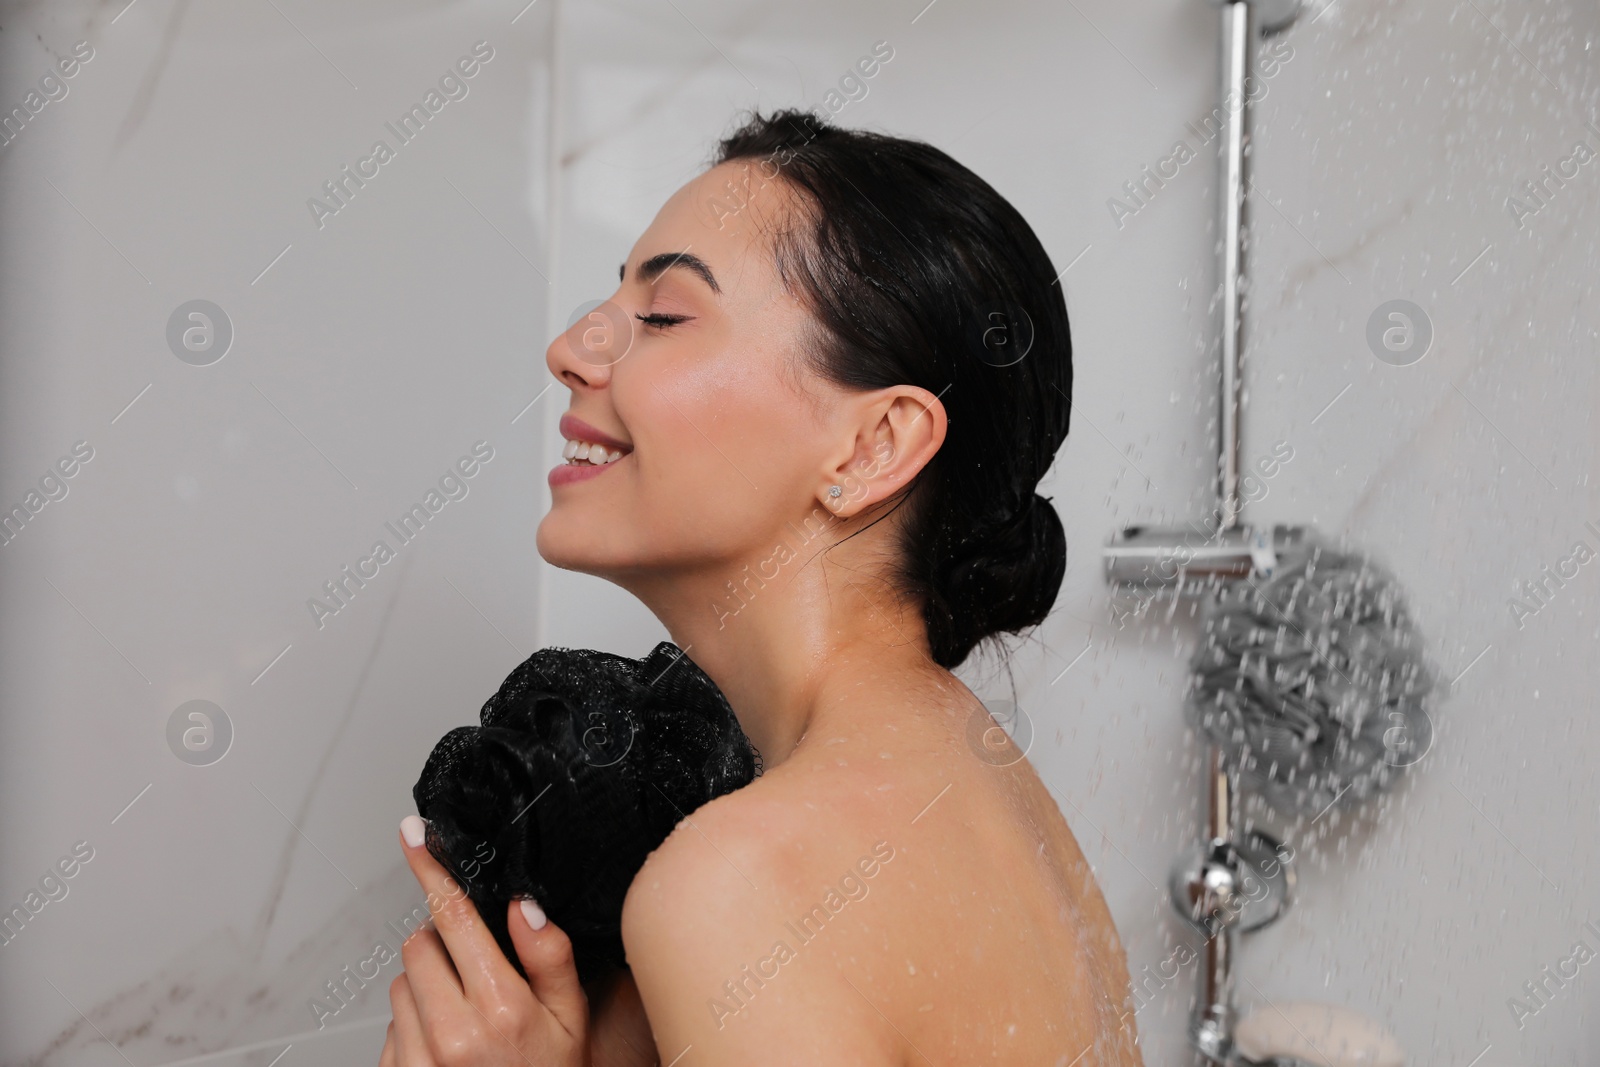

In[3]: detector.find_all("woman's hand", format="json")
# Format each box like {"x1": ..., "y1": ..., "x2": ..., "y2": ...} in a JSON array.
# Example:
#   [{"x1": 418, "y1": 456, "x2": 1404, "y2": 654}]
[{"x1": 380, "y1": 815, "x2": 590, "y2": 1067}]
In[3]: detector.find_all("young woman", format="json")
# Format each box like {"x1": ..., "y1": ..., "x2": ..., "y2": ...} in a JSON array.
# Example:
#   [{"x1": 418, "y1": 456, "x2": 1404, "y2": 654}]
[{"x1": 380, "y1": 110, "x2": 1143, "y2": 1067}]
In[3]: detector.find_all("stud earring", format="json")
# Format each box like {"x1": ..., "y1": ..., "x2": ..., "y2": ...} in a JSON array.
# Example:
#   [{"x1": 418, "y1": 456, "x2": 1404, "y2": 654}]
[{"x1": 828, "y1": 485, "x2": 842, "y2": 498}]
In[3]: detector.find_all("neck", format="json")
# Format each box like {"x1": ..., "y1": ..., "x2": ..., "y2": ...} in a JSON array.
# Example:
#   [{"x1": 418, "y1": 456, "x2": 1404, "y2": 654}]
[{"x1": 616, "y1": 506, "x2": 944, "y2": 770}]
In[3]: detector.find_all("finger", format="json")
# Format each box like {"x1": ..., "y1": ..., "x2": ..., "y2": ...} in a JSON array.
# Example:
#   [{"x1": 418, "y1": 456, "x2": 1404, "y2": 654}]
[
  {"x1": 508, "y1": 897, "x2": 589, "y2": 1039},
  {"x1": 398, "y1": 924, "x2": 465, "y2": 1026},
  {"x1": 388, "y1": 973, "x2": 438, "y2": 1067},
  {"x1": 378, "y1": 1022, "x2": 396, "y2": 1067},
  {"x1": 399, "y1": 816, "x2": 520, "y2": 1003}
]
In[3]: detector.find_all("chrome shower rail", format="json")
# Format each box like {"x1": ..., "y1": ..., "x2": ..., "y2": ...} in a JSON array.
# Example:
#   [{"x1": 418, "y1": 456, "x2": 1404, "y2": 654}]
[
  {"x1": 1100, "y1": 2, "x2": 1304, "y2": 1064},
  {"x1": 1217, "y1": 0, "x2": 1251, "y2": 533}
]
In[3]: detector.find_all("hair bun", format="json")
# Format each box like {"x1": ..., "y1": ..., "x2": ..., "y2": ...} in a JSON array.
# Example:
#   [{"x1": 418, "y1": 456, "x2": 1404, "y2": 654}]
[
  {"x1": 412, "y1": 643, "x2": 761, "y2": 986},
  {"x1": 929, "y1": 492, "x2": 1066, "y2": 663}
]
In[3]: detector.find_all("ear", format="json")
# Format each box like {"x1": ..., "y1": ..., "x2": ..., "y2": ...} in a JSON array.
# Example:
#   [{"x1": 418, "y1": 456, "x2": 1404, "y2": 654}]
[{"x1": 819, "y1": 385, "x2": 947, "y2": 516}]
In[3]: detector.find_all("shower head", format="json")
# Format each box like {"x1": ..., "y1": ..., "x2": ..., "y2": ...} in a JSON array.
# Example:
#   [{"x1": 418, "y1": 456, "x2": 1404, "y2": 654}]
[{"x1": 1185, "y1": 541, "x2": 1438, "y2": 817}]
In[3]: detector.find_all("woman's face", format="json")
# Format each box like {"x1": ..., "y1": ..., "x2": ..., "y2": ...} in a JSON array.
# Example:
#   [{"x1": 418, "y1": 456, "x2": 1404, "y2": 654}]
[{"x1": 538, "y1": 161, "x2": 841, "y2": 582}]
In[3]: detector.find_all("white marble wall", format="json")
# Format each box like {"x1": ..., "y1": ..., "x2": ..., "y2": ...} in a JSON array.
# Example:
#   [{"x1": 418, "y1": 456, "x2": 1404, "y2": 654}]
[{"x1": 0, "y1": 0, "x2": 1595, "y2": 1064}]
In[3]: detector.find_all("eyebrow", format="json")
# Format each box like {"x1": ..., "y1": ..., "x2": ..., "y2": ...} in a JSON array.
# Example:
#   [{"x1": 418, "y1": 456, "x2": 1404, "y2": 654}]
[{"x1": 619, "y1": 250, "x2": 721, "y2": 294}]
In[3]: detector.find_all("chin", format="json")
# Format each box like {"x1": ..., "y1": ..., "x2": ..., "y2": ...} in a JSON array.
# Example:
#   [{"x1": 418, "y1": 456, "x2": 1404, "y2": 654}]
[
  {"x1": 536, "y1": 511, "x2": 625, "y2": 577},
  {"x1": 535, "y1": 513, "x2": 587, "y2": 571}
]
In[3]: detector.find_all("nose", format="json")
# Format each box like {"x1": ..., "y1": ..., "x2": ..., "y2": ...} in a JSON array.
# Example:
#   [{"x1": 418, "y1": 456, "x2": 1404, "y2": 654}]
[{"x1": 545, "y1": 299, "x2": 634, "y2": 391}]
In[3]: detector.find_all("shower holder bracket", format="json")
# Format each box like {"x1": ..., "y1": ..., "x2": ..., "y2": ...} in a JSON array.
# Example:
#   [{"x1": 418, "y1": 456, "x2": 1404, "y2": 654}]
[
  {"x1": 1209, "y1": 0, "x2": 1303, "y2": 35},
  {"x1": 1169, "y1": 827, "x2": 1296, "y2": 937}
]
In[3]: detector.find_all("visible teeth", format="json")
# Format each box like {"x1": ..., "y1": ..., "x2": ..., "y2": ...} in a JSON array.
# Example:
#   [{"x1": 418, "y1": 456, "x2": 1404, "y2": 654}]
[{"x1": 563, "y1": 439, "x2": 625, "y2": 465}]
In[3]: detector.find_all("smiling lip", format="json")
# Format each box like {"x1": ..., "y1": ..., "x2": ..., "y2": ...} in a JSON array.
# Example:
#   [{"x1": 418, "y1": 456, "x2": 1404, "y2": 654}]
[
  {"x1": 549, "y1": 459, "x2": 624, "y2": 487},
  {"x1": 559, "y1": 413, "x2": 632, "y2": 455},
  {"x1": 550, "y1": 413, "x2": 632, "y2": 489}
]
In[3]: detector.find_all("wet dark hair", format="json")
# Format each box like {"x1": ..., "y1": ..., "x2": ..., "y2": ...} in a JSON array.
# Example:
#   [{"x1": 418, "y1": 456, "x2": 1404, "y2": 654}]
[{"x1": 712, "y1": 110, "x2": 1073, "y2": 670}]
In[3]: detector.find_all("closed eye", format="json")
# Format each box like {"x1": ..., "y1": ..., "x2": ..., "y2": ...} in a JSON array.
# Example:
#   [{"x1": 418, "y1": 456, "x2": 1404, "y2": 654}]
[{"x1": 635, "y1": 313, "x2": 691, "y2": 329}]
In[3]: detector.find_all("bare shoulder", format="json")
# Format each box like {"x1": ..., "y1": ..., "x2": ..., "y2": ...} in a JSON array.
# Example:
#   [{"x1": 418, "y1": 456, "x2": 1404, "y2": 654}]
[
  {"x1": 620, "y1": 768, "x2": 908, "y2": 1065},
  {"x1": 618, "y1": 759, "x2": 900, "y2": 959},
  {"x1": 623, "y1": 745, "x2": 920, "y2": 931},
  {"x1": 620, "y1": 686, "x2": 1143, "y2": 1065},
  {"x1": 622, "y1": 774, "x2": 815, "y2": 925}
]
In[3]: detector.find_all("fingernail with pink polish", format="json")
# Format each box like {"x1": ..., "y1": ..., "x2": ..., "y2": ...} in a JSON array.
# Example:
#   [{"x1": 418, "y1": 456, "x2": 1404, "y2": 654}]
[
  {"x1": 400, "y1": 815, "x2": 427, "y2": 848},
  {"x1": 520, "y1": 898, "x2": 547, "y2": 931}
]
